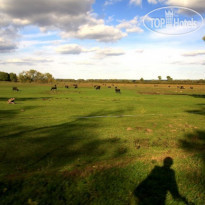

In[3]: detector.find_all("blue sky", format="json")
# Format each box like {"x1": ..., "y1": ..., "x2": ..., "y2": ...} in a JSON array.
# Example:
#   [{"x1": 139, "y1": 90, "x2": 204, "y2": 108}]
[{"x1": 0, "y1": 0, "x2": 205, "y2": 79}]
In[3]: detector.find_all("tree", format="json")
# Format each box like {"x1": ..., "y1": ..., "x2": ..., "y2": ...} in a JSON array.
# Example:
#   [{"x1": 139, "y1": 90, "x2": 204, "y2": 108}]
[
  {"x1": 158, "y1": 76, "x2": 162, "y2": 80},
  {"x1": 44, "y1": 73, "x2": 54, "y2": 83},
  {"x1": 9, "y1": 73, "x2": 18, "y2": 82},
  {"x1": 18, "y1": 69, "x2": 54, "y2": 83},
  {"x1": 203, "y1": 36, "x2": 205, "y2": 41},
  {"x1": 140, "y1": 78, "x2": 144, "y2": 81},
  {"x1": 167, "y1": 76, "x2": 173, "y2": 81},
  {"x1": 0, "y1": 71, "x2": 10, "y2": 81}
]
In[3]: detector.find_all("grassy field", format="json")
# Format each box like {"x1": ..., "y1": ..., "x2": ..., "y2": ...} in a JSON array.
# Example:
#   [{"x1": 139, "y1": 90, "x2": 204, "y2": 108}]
[{"x1": 0, "y1": 82, "x2": 204, "y2": 205}]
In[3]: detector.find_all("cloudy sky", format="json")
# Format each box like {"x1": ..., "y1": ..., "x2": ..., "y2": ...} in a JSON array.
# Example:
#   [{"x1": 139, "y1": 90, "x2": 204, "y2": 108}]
[{"x1": 0, "y1": 0, "x2": 205, "y2": 79}]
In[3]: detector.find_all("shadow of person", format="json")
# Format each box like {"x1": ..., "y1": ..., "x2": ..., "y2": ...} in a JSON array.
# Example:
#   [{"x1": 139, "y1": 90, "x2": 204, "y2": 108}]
[{"x1": 132, "y1": 157, "x2": 194, "y2": 205}]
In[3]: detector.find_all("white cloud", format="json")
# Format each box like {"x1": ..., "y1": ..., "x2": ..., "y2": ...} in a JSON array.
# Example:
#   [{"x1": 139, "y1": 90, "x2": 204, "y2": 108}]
[
  {"x1": 104, "y1": 0, "x2": 122, "y2": 6},
  {"x1": 126, "y1": 27, "x2": 143, "y2": 33},
  {"x1": 56, "y1": 44, "x2": 125, "y2": 58},
  {"x1": 147, "y1": 0, "x2": 205, "y2": 12},
  {"x1": 62, "y1": 23, "x2": 127, "y2": 42},
  {"x1": 0, "y1": 26, "x2": 19, "y2": 52},
  {"x1": 56, "y1": 44, "x2": 98, "y2": 54},
  {"x1": 135, "y1": 49, "x2": 144, "y2": 53},
  {"x1": 0, "y1": 0, "x2": 126, "y2": 43},
  {"x1": 56, "y1": 44, "x2": 85, "y2": 55},
  {"x1": 182, "y1": 50, "x2": 205, "y2": 56},
  {"x1": 0, "y1": 57, "x2": 53, "y2": 65},
  {"x1": 0, "y1": 38, "x2": 17, "y2": 53},
  {"x1": 96, "y1": 48, "x2": 125, "y2": 57},
  {"x1": 129, "y1": 0, "x2": 142, "y2": 6},
  {"x1": 117, "y1": 16, "x2": 143, "y2": 33},
  {"x1": 147, "y1": 0, "x2": 158, "y2": 4}
]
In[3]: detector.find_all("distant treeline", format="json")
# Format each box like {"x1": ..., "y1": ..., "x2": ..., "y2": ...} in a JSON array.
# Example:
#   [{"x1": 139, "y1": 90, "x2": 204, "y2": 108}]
[
  {"x1": 1, "y1": 70, "x2": 204, "y2": 84},
  {"x1": 0, "y1": 70, "x2": 54, "y2": 83},
  {"x1": 0, "y1": 72, "x2": 18, "y2": 82},
  {"x1": 57, "y1": 79, "x2": 205, "y2": 85}
]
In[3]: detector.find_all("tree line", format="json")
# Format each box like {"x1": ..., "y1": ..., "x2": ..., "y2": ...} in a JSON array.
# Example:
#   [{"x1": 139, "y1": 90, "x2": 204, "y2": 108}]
[
  {"x1": 0, "y1": 72, "x2": 18, "y2": 82},
  {"x1": 0, "y1": 70, "x2": 54, "y2": 83}
]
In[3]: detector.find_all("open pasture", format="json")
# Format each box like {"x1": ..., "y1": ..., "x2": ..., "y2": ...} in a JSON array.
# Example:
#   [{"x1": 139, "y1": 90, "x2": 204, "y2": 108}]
[{"x1": 0, "y1": 82, "x2": 204, "y2": 205}]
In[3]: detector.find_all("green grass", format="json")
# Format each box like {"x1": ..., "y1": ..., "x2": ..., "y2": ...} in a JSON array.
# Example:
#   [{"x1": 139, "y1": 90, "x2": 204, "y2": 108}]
[{"x1": 0, "y1": 82, "x2": 204, "y2": 205}]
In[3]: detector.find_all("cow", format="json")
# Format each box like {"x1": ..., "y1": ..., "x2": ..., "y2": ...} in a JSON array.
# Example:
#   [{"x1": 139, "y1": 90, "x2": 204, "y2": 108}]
[
  {"x1": 96, "y1": 86, "x2": 101, "y2": 90},
  {"x1": 190, "y1": 87, "x2": 194, "y2": 89},
  {"x1": 74, "y1": 85, "x2": 78, "y2": 89},
  {"x1": 168, "y1": 85, "x2": 171, "y2": 88},
  {"x1": 12, "y1": 87, "x2": 19, "y2": 91},
  {"x1": 65, "y1": 85, "x2": 69, "y2": 88},
  {"x1": 51, "y1": 85, "x2": 57, "y2": 91},
  {"x1": 115, "y1": 88, "x2": 121, "y2": 93},
  {"x1": 180, "y1": 86, "x2": 185, "y2": 89},
  {"x1": 108, "y1": 86, "x2": 111, "y2": 88}
]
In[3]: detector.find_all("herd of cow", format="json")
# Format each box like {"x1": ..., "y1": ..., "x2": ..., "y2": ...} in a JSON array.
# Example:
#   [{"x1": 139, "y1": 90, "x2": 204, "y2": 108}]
[
  {"x1": 93, "y1": 85, "x2": 121, "y2": 93},
  {"x1": 12, "y1": 84, "x2": 194, "y2": 93},
  {"x1": 154, "y1": 85, "x2": 194, "y2": 89},
  {"x1": 50, "y1": 84, "x2": 121, "y2": 93}
]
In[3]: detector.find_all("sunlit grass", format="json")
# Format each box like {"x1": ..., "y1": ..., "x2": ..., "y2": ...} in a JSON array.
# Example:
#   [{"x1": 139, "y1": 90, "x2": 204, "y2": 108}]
[{"x1": 0, "y1": 82, "x2": 204, "y2": 204}]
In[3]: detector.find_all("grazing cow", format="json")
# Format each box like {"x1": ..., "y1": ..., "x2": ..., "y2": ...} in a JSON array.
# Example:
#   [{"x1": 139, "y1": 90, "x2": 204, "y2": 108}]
[
  {"x1": 190, "y1": 87, "x2": 194, "y2": 89},
  {"x1": 74, "y1": 85, "x2": 78, "y2": 89},
  {"x1": 115, "y1": 88, "x2": 121, "y2": 93},
  {"x1": 108, "y1": 86, "x2": 111, "y2": 88},
  {"x1": 168, "y1": 85, "x2": 171, "y2": 88},
  {"x1": 12, "y1": 87, "x2": 19, "y2": 91},
  {"x1": 65, "y1": 85, "x2": 69, "y2": 88},
  {"x1": 96, "y1": 86, "x2": 101, "y2": 90},
  {"x1": 51, "y1": 85, "x2": 57, "y2": 91},
  {"x1": 180, "y1": 86, "x2": 185, "y2": 89}
]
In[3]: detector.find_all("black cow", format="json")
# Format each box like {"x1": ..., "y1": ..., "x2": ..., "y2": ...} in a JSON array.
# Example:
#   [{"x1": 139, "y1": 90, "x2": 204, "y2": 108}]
[
  {"x1": 180, "y1": 86, "x2": 185, "y2": 89},
  {"x1": 115, "y1": 88, "x2": 121, "y2": 93},
  {"x1": 96, "y1": 86, "x2": 101, "y2": 90},
  {"x1": 51, "y1": 85, "x2": 57, "y2": 91},
  {"x1": 74, "y1": 85, "x2": 78, "y2": 89},
  {"x1": 108, "y1": 86, "x2": 111, "y2": 88},
  {"x1": 12, "y1": 87, "x2": 19, "y2": 91},
  {"x1": 65, "y1": 85, "x2": 69, "y2": 88}
]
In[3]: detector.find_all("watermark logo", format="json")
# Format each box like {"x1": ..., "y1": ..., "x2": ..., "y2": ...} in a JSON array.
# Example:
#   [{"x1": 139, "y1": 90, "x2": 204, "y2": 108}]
[{"x1": 143, "y1": 6, "x2": 203, "y2": 35}]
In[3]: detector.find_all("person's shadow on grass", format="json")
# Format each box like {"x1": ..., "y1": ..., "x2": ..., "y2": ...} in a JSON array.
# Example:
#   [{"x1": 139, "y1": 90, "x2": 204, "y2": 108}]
[{"x1": 132, "y1": 157, "x2": 194, "y2": 205}]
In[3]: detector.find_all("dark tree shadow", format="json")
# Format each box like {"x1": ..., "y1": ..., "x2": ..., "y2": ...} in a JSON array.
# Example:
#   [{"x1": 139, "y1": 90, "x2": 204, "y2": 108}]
[
  {"x1": 133, "y1": 157, "x2": 193, "y2": 205},
  {"x1": 186, "y1": 103, "x2": 205, "y2": 116},
  {"x1": 0, "y1": 97, "x2": 52, "y2": 102},
  {"x1": 189, "y1": 94, "x2": 205, "y2": 99},
  {"x1": 180, "y1": 130, "x2": 205, "y2": 164},
  {"x1": 0, "y1": 109, "x2": 130, "y2": 174}
]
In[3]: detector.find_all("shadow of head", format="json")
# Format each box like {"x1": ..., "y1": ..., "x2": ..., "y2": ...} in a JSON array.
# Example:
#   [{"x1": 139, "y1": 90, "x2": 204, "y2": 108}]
[{"x1": 163, "y1": 157, "x2": 173, "y2": 168}]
